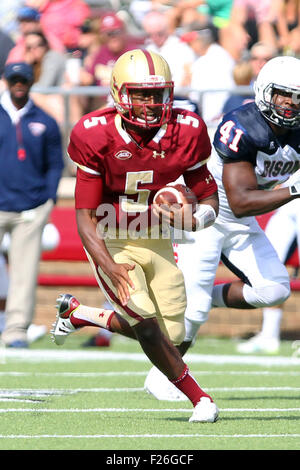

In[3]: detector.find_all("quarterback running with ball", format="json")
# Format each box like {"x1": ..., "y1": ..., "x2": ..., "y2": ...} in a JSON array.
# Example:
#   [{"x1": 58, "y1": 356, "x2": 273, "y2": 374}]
[{"x1": 51, "y1": 49, "x2": 219, "y2": 422}]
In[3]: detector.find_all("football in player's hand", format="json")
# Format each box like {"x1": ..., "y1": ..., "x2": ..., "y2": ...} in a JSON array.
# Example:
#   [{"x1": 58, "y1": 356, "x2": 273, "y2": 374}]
[{"x1": 153, "y1": 184, "x2": 197, "y2": 212}]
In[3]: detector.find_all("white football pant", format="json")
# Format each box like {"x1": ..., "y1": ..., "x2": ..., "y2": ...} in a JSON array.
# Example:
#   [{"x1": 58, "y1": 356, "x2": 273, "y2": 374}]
[{"x1": 174, "y1": 217, "x2": 290, "y2": 332}]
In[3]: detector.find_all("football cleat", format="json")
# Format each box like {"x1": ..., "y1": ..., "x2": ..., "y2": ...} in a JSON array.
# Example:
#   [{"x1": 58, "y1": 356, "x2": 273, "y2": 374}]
[
  {"x1": 189, "y1": 397, "x2": 219, "y2": 423},
  {"x1": 144, "y1": 366, "x2": 188, "y2": 401},
  {"x1": 236, "y1": 334, "x2": 280, "y2": 354},
  {"x1": 51, "y1": 293, "x2": 79, "y2": 345}
]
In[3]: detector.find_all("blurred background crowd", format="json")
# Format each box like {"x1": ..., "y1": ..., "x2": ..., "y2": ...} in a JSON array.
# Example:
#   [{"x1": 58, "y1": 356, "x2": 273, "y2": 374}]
[{"x1": 1, "y1": 0, "x2": 300, "y2": 171}]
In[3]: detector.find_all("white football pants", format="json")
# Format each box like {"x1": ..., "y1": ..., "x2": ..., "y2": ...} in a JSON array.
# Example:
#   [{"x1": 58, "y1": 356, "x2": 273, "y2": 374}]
[{"x1": 174, "y1": 216, "x2": 290, "y2": 325}]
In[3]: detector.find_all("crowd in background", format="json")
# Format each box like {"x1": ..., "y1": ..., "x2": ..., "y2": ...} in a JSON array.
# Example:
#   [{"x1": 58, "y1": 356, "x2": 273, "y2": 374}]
[{"x1": 0, "y1": 0, "x2": 299, "y2": 137}]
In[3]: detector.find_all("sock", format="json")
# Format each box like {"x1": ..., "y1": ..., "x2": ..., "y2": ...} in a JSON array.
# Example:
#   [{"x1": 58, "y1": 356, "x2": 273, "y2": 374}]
[
  {"x1": 70, "y1": 304, "x2": 115, "y2": 331},
  {"x1": 261, "y1": 307, "x2": 282, "y2": 340},
  {"x1": 211, "y1": 284, "x2": 227, "y2": 307},
  {"x1": 171, "y1": 364, "x2": 213, "y2": 407}
]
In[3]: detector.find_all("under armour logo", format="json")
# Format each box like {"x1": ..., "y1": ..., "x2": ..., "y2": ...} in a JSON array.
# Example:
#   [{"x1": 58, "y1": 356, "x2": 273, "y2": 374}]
[
  {"x1": 205, "y1": 174, "x2": 213, "y2": 184},
  {"x1": 99, "y1": 312, "x2": 104, "y2": 318},
  {"x1": 152, "y1": 150, "x2": 166, "y2": 159}
]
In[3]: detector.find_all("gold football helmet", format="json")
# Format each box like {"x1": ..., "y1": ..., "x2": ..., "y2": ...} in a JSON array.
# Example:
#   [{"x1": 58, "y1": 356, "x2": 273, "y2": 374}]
[{"x1": 110, "y1": 49, "x2": 174, "y2": 128}]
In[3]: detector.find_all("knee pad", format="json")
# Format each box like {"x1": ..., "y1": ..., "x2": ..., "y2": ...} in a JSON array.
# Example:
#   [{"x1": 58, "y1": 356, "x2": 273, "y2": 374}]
[{"x1": 243, "y1": 281, "x2": 290, "y2": 308}]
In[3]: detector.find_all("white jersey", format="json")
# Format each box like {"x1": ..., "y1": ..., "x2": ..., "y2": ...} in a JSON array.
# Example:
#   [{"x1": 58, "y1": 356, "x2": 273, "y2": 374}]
[
  {"x1": 210, "y1": 101, "x2": 300, "y2": 225},
  {"x1": 174, "y1": 102, "x2": 294, "y2": 323}
]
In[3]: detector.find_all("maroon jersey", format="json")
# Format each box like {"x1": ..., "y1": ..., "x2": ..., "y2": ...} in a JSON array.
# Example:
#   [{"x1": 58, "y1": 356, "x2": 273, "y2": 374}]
[{"x1": 68, "y1": 107, "x2": 217, "y2": 230}]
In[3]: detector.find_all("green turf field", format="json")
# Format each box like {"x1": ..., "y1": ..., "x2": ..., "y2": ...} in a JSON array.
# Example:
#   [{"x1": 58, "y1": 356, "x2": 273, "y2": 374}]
[{"x1": 0, "y1": 333, "x2": 299, "y2": 451}]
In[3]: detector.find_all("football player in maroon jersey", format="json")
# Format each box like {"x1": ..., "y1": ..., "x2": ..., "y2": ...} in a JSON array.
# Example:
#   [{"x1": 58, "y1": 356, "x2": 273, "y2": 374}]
[{"x1": 51, "y1": 49, "x2": 219, "y2": 422}]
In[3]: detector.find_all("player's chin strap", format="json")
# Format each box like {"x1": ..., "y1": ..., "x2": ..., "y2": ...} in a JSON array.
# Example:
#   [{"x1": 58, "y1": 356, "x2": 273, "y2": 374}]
[{"x1": 193, "y1": 203, "x2": 217, "y2": 231}]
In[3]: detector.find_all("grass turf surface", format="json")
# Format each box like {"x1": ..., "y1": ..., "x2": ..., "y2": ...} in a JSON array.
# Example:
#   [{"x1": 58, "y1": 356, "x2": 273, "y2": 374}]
[{"x1": 0, "y1": 333, "x2": 299, "y2": 451}]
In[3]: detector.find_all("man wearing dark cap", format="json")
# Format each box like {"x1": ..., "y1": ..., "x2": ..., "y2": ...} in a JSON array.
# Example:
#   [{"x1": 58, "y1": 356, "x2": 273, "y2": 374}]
[
  {"x1": 0, "y1": 62, "x2": 64, "y2": 348},
  {"x1": 82, "y1": 13, "x2": 141, "y2": 88}
]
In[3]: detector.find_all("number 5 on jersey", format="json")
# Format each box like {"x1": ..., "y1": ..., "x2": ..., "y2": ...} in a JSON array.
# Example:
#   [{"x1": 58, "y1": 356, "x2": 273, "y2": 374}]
[{"x1": 219, "y1": 120, "x2": 244, "y2": 152}]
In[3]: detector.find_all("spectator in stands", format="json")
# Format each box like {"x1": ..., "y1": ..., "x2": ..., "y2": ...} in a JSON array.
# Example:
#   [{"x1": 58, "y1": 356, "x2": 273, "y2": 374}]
[
  {"x1": 23, "y1": 31, "x2": 67, "y2": 124},
  {"x1": 222, "y1": 60, "x2": 254, "y2": 114},
  {"x1": 63, "y1": 17, "x2": 104, "y2": 122},
  {"x1": 229, "y1": 0, "x2": 279, "y2": 48},
  {"x1": 0, "y1": 29, "x2": 15, "y2": 79},
  {"x1": 128, "y1": 0, "x2": 153, "y2": 29},
  {"x1": 0, "y1": 0, "x2": 24, "y2": 41},
  {"x1": 220, "y1": 21, "x2": 250, "y2": 62},
  {"x1": 80, "y1": 12, "x2": 142, "y2": 110},
  {"x1": 266, "y1": 0, "x2": 300, "y2": 54},
  {"x1": 249, "y1": 41, "x2": 278, "y2": 82},
  {"x1": 142, "y1": 10, "x2": 196, "y2": 89},
  {"x1": 165, "y1": 0, "x2": 234, "y2": 34},
  {"x1": 77, "y1": 17, "x2": 103, "y2": 71},
  {"x1": 27, "y1": 0, "x2": 91, "y2": 52},
  {"x1": 0, "y1": 62, "x2": 64, "y2": 348},
  {"x1": 24, "y1": 31, "x2": 66, "y2": 86},
  {"x1": 237, "y1": 198, "x2": 300, "y2": 354},
  {"x1": 181, "y1": 22, "x2": 235, "y2": 125},
  {"x1": 6, "y1": 5, "x2": 64, "y2": 63}
]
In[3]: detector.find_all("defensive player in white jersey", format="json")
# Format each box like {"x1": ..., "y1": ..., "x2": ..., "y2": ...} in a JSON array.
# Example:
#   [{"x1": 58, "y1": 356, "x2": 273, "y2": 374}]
[
  {"x1": 51, "y1": 49, "x2": 220, "y2": 422},
  {"x1": 144, "y1": 55, "x2": 300, "y2": 400}
]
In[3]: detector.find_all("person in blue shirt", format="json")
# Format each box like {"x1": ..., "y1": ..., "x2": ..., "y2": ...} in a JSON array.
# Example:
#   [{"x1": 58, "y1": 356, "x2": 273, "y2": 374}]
[{"x1": 0, "y1": 62, "x2": 64, "y2": 348}]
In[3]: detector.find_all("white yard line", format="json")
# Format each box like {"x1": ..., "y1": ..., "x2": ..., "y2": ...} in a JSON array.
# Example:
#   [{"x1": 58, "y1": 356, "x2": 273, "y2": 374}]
[
  {"x1": 0, "y1": 407, "x2": 299, "y2": 413},
  {"x1": 1, "y1": 349, "x2": 300, "y2": 366},
  {"x1": 0, "y1": 386, "x2": 300, "y2": 395},
  {"x1": 0, "y1": 433, "x2": 299, "y2": 439},
  {"x1": 1, "y1": 370, "x2": 300, "y2": 376}
]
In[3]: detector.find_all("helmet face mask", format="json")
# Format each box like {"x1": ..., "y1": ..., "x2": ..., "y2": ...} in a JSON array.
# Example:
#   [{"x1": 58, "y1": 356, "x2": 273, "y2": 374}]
[
  {"x1": 117, "y1": 82, "x2": 173, "y2": 127},
  {"x1": 262, "y1": 83, "x2": 300, "y2": 128},
  {"x1": 254, "y1": 56, "x2": 300, "y2": 129},
  {"x1": 111, "y1": 49, "x2": 174, "y2": 128}
]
